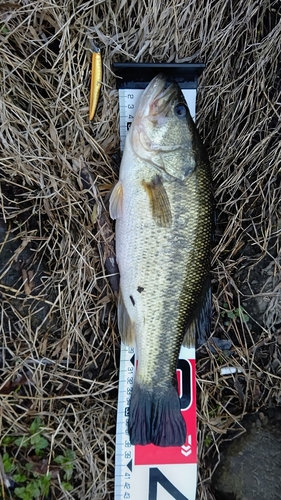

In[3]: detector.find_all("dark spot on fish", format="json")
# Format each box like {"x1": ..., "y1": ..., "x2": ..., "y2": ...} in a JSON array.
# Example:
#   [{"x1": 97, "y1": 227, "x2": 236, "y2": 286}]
[
  {"x1": 137, "y1": 286, "x2": 144, "y2": 293},
  {"x1": 130, "y1": 295, "x2": 135, "y2": 306}
]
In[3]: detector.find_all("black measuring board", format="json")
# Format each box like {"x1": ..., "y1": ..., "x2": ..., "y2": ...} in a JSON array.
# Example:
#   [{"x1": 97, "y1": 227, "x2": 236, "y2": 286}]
[{"x1": 113, "y1": 62, "x2": 205, "y2": 89}]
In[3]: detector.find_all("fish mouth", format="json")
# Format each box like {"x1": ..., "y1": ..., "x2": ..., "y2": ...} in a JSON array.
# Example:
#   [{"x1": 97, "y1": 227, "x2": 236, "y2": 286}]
[
  {"x1": 149, "y1": 79, "x2": 180, "y2": 118},
  {"x1": 136, "y1": 74, "x2": 181, "y2": 120}
]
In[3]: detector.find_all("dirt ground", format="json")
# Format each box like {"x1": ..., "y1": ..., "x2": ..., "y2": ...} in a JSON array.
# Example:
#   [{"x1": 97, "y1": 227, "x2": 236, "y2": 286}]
[{"x1": 0, "y1": 1, "x2": 281, "y2": 499}]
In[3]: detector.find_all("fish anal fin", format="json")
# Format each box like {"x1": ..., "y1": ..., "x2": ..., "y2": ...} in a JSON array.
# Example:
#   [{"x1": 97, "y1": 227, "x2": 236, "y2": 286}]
[
  {"x1": 109, "y1": 180, "x2": 123, "y2": 220},
  {"x1": 182, "y1": 321, "x2": 196, "y2": 349},
  {"x1": 182, "y1": 281, "x2": 212, "y2": 348},
  {"x1": 142, "y1": 175, "x2": 172, "y2": 227},
  {"x1": 118, "y1": 289, "x2": 135, "y2": 346}
]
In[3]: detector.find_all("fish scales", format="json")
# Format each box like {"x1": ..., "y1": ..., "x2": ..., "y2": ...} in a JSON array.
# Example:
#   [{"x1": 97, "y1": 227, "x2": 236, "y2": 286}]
[{"x1": 110, "y1": 74, "x2": 212, "y2": 447}]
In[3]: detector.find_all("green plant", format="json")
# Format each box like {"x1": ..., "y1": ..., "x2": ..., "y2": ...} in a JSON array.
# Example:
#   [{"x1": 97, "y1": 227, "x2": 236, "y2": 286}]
[
  {"x1": 222, "y1": 304, "x2": 249, "y2": 324},
  {"x1": 14, "y1": 417, "x2": 49, "y2": 456},
  {"x1": 2, "y1": 452, "x2": 15, "y2": 473},
  {"x1": 54, "y1": 449, "x2": 76, "y2": 482},
  {"x1": 1, "y1": 418, "x2": 76, "y2": 499},
  {"x1": 14, "y1": 475, "x2": 51, "y2": 500},
  {"x1": 0, "y1": 25, "x2": 9, "y2": 34},
  {"x1": 204, "y1": 434, "x2": 212, "y2": 448}
]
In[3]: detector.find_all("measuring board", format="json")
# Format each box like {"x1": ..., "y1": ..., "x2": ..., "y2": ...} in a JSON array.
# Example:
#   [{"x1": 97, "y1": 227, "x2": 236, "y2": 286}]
[{"x1": 113, "y1": 63, "x2": 205, "y2": 500}]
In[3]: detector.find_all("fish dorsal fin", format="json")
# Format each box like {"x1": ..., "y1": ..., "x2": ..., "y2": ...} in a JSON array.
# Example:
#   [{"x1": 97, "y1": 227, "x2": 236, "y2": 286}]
[
  {"x1": 182, "y1": 281, "x2": 212, "y2": 348},
  {"x1": 118, "y1": 289, "x2": 135, "y2": 346},
  {"x1": 109, "y1": 180, "x2": 123, "y2": 220},
  {"x1": 142, "y1": 175, "x2": 172, "y2": 227}
]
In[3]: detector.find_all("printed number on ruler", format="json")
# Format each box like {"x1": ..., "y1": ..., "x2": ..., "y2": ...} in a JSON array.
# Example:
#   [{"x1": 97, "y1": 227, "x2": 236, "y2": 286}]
[{"x1": 119, "y1": 89, "x2": 143, "y2": 151}]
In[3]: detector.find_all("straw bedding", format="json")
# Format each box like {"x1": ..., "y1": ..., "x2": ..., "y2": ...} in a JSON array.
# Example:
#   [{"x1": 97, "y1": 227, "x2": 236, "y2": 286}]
[{"x1": 0, "y1": 0, "x2": 280, "y2": 498}]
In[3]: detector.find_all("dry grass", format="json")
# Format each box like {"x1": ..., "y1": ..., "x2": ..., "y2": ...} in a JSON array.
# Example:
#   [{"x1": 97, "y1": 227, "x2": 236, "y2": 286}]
[{"x1": 0, "y1": 0, "x2": 281, "y2": 498}]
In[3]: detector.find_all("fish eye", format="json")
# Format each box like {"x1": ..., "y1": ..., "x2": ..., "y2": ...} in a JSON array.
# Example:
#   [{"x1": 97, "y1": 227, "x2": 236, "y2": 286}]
[{"x1": 174, "y1": 103, "x2": 187, "y2": 118}]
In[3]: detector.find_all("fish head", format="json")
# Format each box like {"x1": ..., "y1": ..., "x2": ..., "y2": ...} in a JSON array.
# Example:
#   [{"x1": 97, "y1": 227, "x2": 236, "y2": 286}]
[{"x1": 130, "y1": 74, "x2": 196, "y2": 180}]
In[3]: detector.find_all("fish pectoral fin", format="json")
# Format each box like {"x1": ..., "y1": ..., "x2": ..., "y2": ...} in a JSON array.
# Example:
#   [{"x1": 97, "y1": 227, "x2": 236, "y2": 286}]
[
  {"x1": 142, "y1": 175, "x2": 172, "y2": 227},
  {"x1": 182, "y1": 281, "x2": 212, "y2": 348},
  {"x1": 118, "y1": 289, "x2": 135, "y2": 345},
  {"x1": 109, "y1": 180, "x2": 123, "y2": 220}
]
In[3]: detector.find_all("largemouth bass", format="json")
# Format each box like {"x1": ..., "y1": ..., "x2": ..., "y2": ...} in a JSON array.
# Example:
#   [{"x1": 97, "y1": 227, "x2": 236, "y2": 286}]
[{"x1": 110, "y1": 74, "x2": 212, "y2": 447}]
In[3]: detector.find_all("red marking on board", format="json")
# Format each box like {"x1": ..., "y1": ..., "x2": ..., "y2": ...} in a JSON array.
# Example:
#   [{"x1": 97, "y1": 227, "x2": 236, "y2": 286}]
[{"x1": 135, "y1": 358, "x2": 196, "y2": 465}]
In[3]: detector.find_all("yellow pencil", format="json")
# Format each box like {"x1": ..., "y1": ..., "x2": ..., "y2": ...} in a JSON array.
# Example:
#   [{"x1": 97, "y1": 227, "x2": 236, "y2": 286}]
[{"x1": 89, "y1": 47, "x2": 102, "y2": 120}]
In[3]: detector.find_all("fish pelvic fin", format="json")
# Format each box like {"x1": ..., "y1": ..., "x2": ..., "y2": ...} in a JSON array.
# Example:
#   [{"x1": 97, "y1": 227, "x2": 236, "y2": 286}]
[
  {"x1": 182, "y1": 280, "x2": 212, "y2": 348},
  {"x1": 118, "y1": 289, "x2": 135, "y2": 346},
  {"x1": 129, "y1": 383, "x2": 186, "y2": 447},
  {"x1": 142, "y1": 175, "x2": 172, "y2": 227},
  {"x1": 109, "y1": 180, "x2": 123, "y2": 219}
]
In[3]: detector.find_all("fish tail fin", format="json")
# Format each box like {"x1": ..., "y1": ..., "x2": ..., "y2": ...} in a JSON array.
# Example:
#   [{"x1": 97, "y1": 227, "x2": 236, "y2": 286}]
[{"x1": 128, "y1": 383, "x2": 186, "y2": 447}]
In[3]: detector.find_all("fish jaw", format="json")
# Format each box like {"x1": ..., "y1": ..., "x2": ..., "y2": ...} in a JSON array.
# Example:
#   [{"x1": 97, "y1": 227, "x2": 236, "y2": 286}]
[
  {"x1": 132, "y1": 74, "x2": 181, "y2": 123},
  {"x1": 132, "y1": 73, "x2": 167, "y2": 123},
  {"x1": 129, "y1": 75, "x2": 183, "y2": 168}
]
